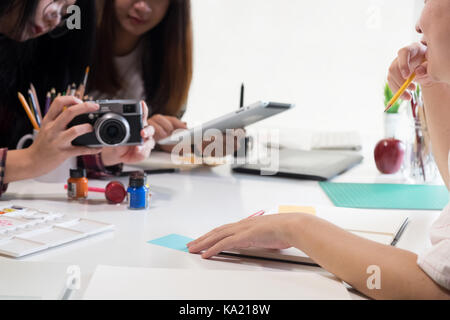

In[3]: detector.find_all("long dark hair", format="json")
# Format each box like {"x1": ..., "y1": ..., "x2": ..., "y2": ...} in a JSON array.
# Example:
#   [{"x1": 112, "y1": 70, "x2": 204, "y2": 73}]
[
  {"x1": 92, "y1": 0, "x2": 193, "y2": 117},
  {"x1": 0, "y1": 0, "x2": 97, "y2": 149},
  {"x1": 0, "y1": 1, "x2": 38, "y2": 38}
]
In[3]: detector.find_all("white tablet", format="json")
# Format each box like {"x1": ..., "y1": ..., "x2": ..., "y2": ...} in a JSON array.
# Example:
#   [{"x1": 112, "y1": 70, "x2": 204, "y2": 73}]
[{"x1": 157, "y1": 101, "x2": 295, "y2": 145}]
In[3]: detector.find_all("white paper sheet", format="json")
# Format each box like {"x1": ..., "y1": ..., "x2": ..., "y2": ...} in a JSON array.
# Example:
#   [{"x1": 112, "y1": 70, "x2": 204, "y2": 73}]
[
  {"x1": 84, "y1": 265, "x2": 351, "y2": 300},
  {"x1": 0, "y1": 261, "x2": 71, "y2": 300}
]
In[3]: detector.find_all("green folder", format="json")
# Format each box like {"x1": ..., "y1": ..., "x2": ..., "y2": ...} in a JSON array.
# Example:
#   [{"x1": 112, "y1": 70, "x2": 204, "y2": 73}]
[{"x1": 319, "y1": 182, "x2": 449, "y2": 211}]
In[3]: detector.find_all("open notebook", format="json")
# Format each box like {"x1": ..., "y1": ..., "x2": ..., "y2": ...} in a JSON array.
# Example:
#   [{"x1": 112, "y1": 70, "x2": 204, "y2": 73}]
[{"x1": 223, "y1": 206, "x2": 409, "y2": 266}]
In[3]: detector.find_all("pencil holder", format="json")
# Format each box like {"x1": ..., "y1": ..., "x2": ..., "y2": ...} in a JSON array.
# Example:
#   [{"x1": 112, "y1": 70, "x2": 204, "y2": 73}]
[
  {"x1": 403, "y1": 92, "x2": 438, "y2": 183},
  {"x1": 16, "y1": 129, "x2": 39, "y2": 150}
]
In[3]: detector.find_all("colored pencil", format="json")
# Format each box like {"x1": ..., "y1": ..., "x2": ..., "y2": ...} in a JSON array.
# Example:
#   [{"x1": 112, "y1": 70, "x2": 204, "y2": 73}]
[
  {"x1": 64, "y1": 185, "x2": 105, "y2": 193},
  {"x1": 27, "y1": 96, "x2": 35, "y2": 119},
  {"x1": 248, "y1": 210, "x2": 265, "y2": 218},
  {"x1": 18, "y1": 92, "x2": 40, "y2": 131},
  {"x1": 29, "y1": 83, "x2": 42, "y2": 121},
  {"x1": 28, "y1": 89, "x2": 41, "y2": 127},
  {"x1": 83, "y1": 66, "x2": 90, "y2": 87}
]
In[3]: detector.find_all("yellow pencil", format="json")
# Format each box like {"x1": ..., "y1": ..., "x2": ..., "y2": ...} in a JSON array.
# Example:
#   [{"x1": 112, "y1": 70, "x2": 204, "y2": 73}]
[
  {"x1": 384, "y1": 72, "x2": 417, "y2": 112},
  {"x1": 18, "y1": 92, "x2": 40, "y2": 130}
]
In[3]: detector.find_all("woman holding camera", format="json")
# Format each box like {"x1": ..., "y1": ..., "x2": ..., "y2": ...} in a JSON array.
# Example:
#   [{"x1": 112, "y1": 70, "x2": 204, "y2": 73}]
[
  {"x1": 0, "y1": 0, "x2": 155, "y2": 196},
  {"x1": 89, "y1": 0, "x2": 192, "y2": 151}
]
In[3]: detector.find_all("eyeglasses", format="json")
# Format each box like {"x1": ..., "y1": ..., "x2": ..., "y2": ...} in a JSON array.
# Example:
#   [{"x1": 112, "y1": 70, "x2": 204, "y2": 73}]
[{"x1": 43, "y1": 0, "x2": 72, "y2": 38}]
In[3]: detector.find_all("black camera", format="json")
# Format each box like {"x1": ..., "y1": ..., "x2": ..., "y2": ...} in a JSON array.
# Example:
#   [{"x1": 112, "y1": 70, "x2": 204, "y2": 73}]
[{"x1": 69, "y1": 100, "x2": 143, "y2": 147}]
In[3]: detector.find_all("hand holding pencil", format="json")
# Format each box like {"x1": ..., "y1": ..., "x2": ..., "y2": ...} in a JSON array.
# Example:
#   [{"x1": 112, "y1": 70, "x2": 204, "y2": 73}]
[{"x1": 385, "y1": 43, "x2": 432, "y2": 111}]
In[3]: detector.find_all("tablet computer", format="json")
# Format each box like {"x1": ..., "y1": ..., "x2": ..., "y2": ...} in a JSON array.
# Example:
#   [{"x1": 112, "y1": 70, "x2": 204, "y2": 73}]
[{"x1": 157, "y1": 101, "x2": 294, "y2": 145}]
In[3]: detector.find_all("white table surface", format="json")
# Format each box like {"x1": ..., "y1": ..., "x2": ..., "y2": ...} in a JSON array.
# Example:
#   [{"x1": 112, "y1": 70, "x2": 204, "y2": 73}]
[{"x1": 0, "y1": 146, "x2": 443, "y2": 300}]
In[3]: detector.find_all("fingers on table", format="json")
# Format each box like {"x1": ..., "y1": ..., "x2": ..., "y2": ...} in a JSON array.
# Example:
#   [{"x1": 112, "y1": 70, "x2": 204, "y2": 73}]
[
  {"x1": 201, "y1": 235, "x2": 243, "y2": 259},
  {"x1": 188, "y1": 224, "x2": 237, "y2": 253}
]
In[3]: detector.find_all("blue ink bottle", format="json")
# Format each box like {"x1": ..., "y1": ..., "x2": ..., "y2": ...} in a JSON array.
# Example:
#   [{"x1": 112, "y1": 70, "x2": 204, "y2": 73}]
[{"x1": 127, "y1": 172, "x2": 149, "y2": 210}]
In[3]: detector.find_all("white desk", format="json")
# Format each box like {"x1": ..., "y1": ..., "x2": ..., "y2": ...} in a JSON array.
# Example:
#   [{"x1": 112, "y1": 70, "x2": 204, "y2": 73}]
[{"x1": 0, "y1": 149, "x2": 442, "y2": 300}]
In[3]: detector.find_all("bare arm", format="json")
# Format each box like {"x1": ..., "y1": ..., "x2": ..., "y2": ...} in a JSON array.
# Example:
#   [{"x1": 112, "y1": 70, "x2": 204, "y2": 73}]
[
  {"x1": 288, "y1": 214, "x2": 450, "y2": 300},
  {"x1": 4, "y1": 149, "x2": 36, "y2": 183},
  {"x1": 188, "y1": 213, "x2": 450, "y2": 300}
]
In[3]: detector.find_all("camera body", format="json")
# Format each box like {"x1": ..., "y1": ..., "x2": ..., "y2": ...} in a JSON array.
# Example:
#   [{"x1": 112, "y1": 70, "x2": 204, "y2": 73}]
[{"x1": 69, "y1": 100, "x2": 143, "y2": 147}]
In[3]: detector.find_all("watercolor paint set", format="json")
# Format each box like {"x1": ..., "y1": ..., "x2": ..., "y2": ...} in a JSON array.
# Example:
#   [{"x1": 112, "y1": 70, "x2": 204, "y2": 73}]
[{"x1": 0, "y1": 205, "x2": 114, "y2": 258}]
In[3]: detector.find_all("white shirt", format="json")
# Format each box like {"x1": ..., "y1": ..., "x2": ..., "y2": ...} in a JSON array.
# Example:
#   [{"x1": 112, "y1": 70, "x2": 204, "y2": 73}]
[
  {"x1": 417, "y1": 151, "x2": 450, "y2": 290},
  {"x1": 90, "y1": 42, "x2": 145, "y2": 101}
]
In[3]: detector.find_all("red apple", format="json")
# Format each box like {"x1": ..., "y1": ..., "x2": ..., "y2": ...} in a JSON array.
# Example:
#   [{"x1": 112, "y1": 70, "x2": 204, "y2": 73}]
[{"x1": 374, "y1": 138, "x2": 405, "y2": 174}]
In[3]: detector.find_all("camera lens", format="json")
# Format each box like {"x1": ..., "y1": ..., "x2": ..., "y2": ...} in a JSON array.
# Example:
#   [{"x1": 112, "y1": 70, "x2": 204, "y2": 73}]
[
  {"x1": 101, "y1": 121, "x2": 124, "y2": 144},
  {"x1": 95, "y1": 113, "x2": 130, "y2": 146}
]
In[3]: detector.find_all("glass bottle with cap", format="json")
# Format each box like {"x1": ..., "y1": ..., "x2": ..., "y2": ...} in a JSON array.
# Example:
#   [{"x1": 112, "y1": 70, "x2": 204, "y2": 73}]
[
  {"x1": 127, "y1": 172, "x2": 149, "y2": 210},
  {"x1": 67, "y1": 168, "x2": 89, "y2": 200}
]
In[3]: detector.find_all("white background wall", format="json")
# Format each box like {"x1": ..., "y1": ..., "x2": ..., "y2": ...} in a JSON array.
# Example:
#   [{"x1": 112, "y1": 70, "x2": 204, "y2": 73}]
[{"x1": 184, "y1": 0, "x2": 424, "y2": 137}]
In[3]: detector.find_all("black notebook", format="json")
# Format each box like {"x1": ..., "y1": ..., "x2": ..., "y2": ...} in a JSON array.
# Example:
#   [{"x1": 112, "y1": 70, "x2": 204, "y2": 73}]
[{"x1": 233, "y1": 149, "x2": 363, "y2": 181}]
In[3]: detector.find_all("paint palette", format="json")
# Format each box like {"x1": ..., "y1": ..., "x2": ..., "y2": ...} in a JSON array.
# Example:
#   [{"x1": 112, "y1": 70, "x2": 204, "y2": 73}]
[{"x1": 0, "y1": 205, "x2": 114, "y2": 258}]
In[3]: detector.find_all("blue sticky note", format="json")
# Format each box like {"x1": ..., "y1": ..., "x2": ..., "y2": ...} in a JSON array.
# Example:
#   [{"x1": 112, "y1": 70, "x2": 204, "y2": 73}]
[{"x1": 148, "y1": 234, "x2": 194, "y2": 252}]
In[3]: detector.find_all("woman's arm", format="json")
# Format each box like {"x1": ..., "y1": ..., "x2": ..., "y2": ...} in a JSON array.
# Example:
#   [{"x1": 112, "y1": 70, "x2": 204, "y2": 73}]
[
  {"x1": 2, "y1": 97, "x2": 102, "y2": 184},
  {"x1": 188, "y1": 213, "x2": 450, "y2": 300},
  {"x1": 4, "y1": 148, "x2": 35, "y2": 183},
  {"x1": 286, "y1": 214, "x2": 449, "y2": 300}
]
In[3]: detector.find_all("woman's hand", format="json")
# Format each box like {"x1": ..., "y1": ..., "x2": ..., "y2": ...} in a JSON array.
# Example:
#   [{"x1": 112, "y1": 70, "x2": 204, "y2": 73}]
[
  {"x1": 101, "y1": 101, "x2": 156, "y2": 166},
  {"x1": 388, "y1": 42, "x2": 434, "y2": 100},
  {"x1": 148, "y1": 114, "x2": 188, "y2": 153},
  {"x1": 27, "y1": 96, "x2": 102, "y2": 178},
  {"x1": 187, "y1": 213, "x2": 305, "y2": 259},
  {"x1": 196, "y1": 129, "x2": 245, "y2": 158},
  {"x1": 148, "y1": 114, "x2": 188, "y2": 141}
]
